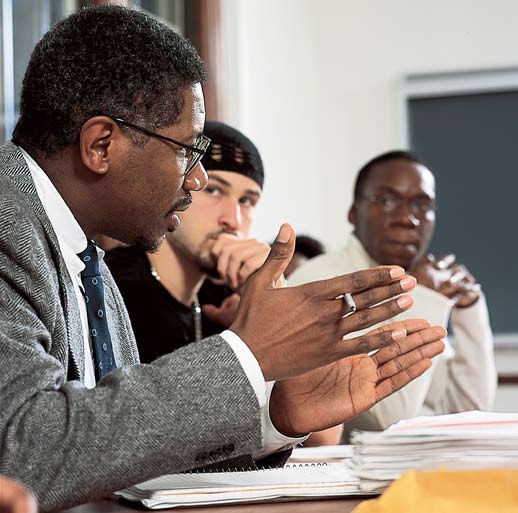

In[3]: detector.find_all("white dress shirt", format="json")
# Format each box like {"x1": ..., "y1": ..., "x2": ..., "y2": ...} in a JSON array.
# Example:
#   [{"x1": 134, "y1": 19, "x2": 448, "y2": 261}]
[{"x1": 21, "y1": 146, "x2": 304, "y2": 455}]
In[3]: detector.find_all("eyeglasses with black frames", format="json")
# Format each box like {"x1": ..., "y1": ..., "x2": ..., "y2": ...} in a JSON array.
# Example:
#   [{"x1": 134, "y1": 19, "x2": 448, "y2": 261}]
[
  {"x1": 360, "y1": 193, "x2": 436, "y2": 216},
  {"x1": 111, "y1": 117, "x2": 211, "y2": 176}
]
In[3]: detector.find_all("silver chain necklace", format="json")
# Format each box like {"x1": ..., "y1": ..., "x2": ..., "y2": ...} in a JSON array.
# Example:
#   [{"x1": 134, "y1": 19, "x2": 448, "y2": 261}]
[{"x1": 149, "y1": 264, "x2": 203, "y2": 342}]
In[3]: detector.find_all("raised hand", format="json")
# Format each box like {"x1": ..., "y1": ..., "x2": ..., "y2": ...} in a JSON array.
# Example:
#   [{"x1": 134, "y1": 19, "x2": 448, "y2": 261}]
[
  {"x1": 410, "y1": 253, "x2": 481, "y2": 307},
  {"x1": 230, "y1": 224, "x2": 423, "y2": 382},
  {"x1": 269, "y1": 319, "x2": 446, "y2": 436}
]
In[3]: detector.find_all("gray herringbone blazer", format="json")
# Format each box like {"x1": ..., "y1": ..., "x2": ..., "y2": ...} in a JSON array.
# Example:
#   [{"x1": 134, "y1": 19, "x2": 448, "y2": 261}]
[{"x1": 0, "y1": 143, "x2": 263, "y2": 511}]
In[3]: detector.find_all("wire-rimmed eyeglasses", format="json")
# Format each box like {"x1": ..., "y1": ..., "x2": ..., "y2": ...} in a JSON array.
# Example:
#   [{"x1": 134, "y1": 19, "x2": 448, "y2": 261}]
[
  {"x1": 111, "y1": 116, "x2": 211, "y2": 176},
  {"x1": 360, "y1": 193, "x2": 436, "y2": 216}
]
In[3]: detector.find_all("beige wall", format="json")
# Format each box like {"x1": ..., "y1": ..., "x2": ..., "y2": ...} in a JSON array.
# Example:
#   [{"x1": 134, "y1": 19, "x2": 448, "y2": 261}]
[{"x1": 224, "y1": 0, "x2": 518, "y2": 249}]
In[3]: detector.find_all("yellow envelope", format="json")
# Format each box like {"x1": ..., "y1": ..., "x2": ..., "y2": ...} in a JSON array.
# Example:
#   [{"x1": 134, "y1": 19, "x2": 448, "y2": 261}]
[{"x1": 354, "y1": 470, "x2": 518, "y2": 513}]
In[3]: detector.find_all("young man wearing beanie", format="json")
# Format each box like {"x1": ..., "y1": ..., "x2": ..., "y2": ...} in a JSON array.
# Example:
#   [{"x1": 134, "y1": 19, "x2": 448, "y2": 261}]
[{"x1": 106, "y1": 121, "x2": 273, "y2": 362}]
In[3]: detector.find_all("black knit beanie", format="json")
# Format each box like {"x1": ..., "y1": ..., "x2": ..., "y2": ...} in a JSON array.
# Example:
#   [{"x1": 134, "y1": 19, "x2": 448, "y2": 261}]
[{"x1": 202, "y1": 121, "x2": 264, "y2": 189}]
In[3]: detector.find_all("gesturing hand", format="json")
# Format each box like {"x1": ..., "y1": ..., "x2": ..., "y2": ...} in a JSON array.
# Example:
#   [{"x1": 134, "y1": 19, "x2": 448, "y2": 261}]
[
  {"x1": 230, "y1": 224, "x2": 421, "y2": 382},
  {"x1": 269, "y1": 319, "x2": 446, "y2": 436}
]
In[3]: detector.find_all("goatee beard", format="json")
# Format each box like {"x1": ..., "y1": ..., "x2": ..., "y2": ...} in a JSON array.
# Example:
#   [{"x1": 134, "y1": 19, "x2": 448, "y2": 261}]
[{"x1": 198, "y1": 259, "x2": 220, "y2": 279}]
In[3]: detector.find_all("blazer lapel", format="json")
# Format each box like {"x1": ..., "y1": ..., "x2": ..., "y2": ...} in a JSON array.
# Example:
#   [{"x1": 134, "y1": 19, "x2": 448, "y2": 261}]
[{"x1": 0, "y1": 142, "x2": 85, "y2": 381}]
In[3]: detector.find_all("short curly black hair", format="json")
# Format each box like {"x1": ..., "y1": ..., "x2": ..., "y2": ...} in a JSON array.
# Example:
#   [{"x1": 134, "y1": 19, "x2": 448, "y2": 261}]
[
  {"x1": 12, "y1": 5, "x2": 207, "y2": 155},
  {"x1": 353, "y1": 150, "x2": 424, "y2": 200},
  {"x1": 294, "y1": 235, "x2": 325, "y2": 259}
]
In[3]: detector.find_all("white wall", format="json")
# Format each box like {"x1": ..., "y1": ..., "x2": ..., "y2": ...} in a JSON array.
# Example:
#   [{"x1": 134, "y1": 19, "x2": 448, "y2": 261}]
[
  {"x1": 222, "y1": 0, "x2": 323, "y2": 244},
  {"x1": 225, "y1": 0, "x2": 518, "y2": 249}
]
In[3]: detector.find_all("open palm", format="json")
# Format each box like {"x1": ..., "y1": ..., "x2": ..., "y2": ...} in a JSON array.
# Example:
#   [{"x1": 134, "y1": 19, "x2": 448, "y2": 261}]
[{"x1": 269, "y1": 319, "x2": 446, "y2": 437}]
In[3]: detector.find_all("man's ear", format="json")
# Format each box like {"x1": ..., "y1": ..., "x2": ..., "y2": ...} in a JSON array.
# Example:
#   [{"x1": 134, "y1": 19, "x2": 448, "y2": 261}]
[
  {"x1": 79, "y1": 116, "x2": 118, "y2": 176},
  {"x1": 348, "y1": 202, "x2": 358, "y2": 226}
]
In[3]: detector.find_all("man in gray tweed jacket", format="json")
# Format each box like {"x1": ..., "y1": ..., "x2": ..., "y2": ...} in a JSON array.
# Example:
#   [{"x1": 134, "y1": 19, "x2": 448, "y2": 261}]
[{"x1": 0, "y1": 5, "x2": 446, "y2": 512}]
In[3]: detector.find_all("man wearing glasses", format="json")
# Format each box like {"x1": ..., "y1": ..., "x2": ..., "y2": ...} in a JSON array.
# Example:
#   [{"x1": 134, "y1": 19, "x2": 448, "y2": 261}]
[
  {"x1": 290, "y1": 150, "x2": 496, "y2": 444},
  {"x1": 105, "y1": 121, "x2": 276, "y2": 362},
  {"x1": 0, "y1": 6, "x2": 447, "y2": 512}
]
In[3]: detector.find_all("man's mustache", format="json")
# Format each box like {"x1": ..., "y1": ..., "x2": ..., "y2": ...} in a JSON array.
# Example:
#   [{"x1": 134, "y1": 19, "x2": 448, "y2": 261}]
[
  {"x1": 207, "y1": 230, "x2": 239, "y2": 240},
  {"x1": 172, "y1": 194, "x2": 192, "y2": 212}
]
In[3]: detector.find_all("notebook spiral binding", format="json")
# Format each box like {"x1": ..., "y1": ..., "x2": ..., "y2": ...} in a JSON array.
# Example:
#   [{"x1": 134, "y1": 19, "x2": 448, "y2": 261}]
[
  {"x1": 185, "y1": 462, "x2": 328, "y2": 474},
  {"x1": 286, "y1": 462, "x2": 329, "y2": 468}
]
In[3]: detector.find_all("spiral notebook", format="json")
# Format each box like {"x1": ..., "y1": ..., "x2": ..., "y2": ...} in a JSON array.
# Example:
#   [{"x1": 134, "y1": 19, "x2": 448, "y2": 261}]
[{"x1": 114, "y1": 462, "x2": 368, "y2": 509}]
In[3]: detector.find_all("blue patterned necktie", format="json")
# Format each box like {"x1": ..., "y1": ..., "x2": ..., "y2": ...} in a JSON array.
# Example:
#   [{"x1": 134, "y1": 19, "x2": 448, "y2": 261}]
[{"x1": 77, "y1": 241, "x2": 116, "y2": 380}]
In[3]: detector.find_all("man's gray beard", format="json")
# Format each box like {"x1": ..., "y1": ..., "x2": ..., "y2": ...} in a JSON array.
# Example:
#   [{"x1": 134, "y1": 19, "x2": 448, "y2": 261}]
[{"x1": 130, "y1": 234, "x2": 165, "y2": 253}]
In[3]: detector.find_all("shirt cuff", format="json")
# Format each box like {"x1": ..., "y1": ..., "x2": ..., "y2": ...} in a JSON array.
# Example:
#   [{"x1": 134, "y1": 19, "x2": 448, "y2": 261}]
[
  {"x1": 450, "y1": 292, "x2": 489, "y2": 325},
  {"x1": 253, "y1": 382, "x2": 309, "y2": 459},
  {"x1": 220, "y1": 330, "x2": 308, "y2": 460},
  {"x1": 220, "y1": 329, "x2": 266, "y2": 408}
]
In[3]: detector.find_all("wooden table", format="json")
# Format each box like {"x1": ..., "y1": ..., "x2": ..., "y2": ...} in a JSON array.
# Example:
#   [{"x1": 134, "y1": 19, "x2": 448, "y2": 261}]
[{"x1": 63, "y1": 497, "x2": 368, "y2": 513}]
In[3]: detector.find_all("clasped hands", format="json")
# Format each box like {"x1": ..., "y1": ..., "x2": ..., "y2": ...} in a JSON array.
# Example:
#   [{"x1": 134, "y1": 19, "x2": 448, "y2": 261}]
[
  {"x1": 202, "y1": 233, "x2": 275, "y2": 326},
  {"x1": 228, "y1": 224, "x2": 446, "y2": 437},
  {"x1": 410, "y1": 253, "x2": 481, "y2": 308}
]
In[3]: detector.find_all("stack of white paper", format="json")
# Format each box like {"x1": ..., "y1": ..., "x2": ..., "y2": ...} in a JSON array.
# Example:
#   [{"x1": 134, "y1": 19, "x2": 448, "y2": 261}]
[
  {"x1": 115, "y1": 462, "x2": 368, "y2": 509},
  {"x1": 290, "y1": 444, "x2": 353, "y2": 461},
  {"x1": 349, "y1": 410, "x2": 518, "y2": 492}
]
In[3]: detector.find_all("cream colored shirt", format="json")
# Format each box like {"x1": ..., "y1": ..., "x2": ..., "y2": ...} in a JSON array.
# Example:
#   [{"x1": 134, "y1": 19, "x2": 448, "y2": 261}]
[{"x1": 289, "y1": 234, "x2": 496, "y2": 431}]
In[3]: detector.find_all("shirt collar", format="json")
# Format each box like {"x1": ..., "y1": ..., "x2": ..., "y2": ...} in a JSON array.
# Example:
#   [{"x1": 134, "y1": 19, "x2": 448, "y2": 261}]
[{"x1": 20, "y1": 146, "x2": 89, "y2": 277}]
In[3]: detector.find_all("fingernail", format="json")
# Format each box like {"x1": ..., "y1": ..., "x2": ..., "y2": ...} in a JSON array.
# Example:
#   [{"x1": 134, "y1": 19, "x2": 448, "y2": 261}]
[
  {"x1": 390, "y1": 267, "x2": 404, "y2": 279},
  {"x1": 277, "y1": 224, "x2": 290, "y2": 243},
  {"x1": 397, "y1": 295, "x2": 413, "y2": 308},
  {"x1": 391, "y1": 329, "x2": 406, "y2": 340},
  {"x1": 400, "y1": 277, "x2": 416, "y2": 290}
]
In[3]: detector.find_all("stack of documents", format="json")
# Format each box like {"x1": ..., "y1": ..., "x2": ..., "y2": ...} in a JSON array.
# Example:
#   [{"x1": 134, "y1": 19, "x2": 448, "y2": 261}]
[
  {"x1": 290, "y1": 444, "x2": 353, "y2": 461},
  {"x1": 349, "y1": 410, "x2": 518, "y2": 492},
  {"x1": 115, "y1": 462, "x2": 370, "y2": 509}
]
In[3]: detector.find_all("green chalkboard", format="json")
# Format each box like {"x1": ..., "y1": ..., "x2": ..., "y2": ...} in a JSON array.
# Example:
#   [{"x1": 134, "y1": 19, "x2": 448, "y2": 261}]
[{"x1": 408, "y1": 90, "x2": 518, "y2": 334}]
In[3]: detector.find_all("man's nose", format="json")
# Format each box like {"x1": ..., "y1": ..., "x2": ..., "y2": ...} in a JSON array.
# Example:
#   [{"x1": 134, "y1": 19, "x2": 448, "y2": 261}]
[
  {"x1": 219, "y1": 200, "x2": 242, "y2": 232},
  {"x1": 183, "y1": 162, "x2": 208, "y2": 192},
  {"x1": 392, "y1": 201, "x2": 420, "y2": 227}
]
